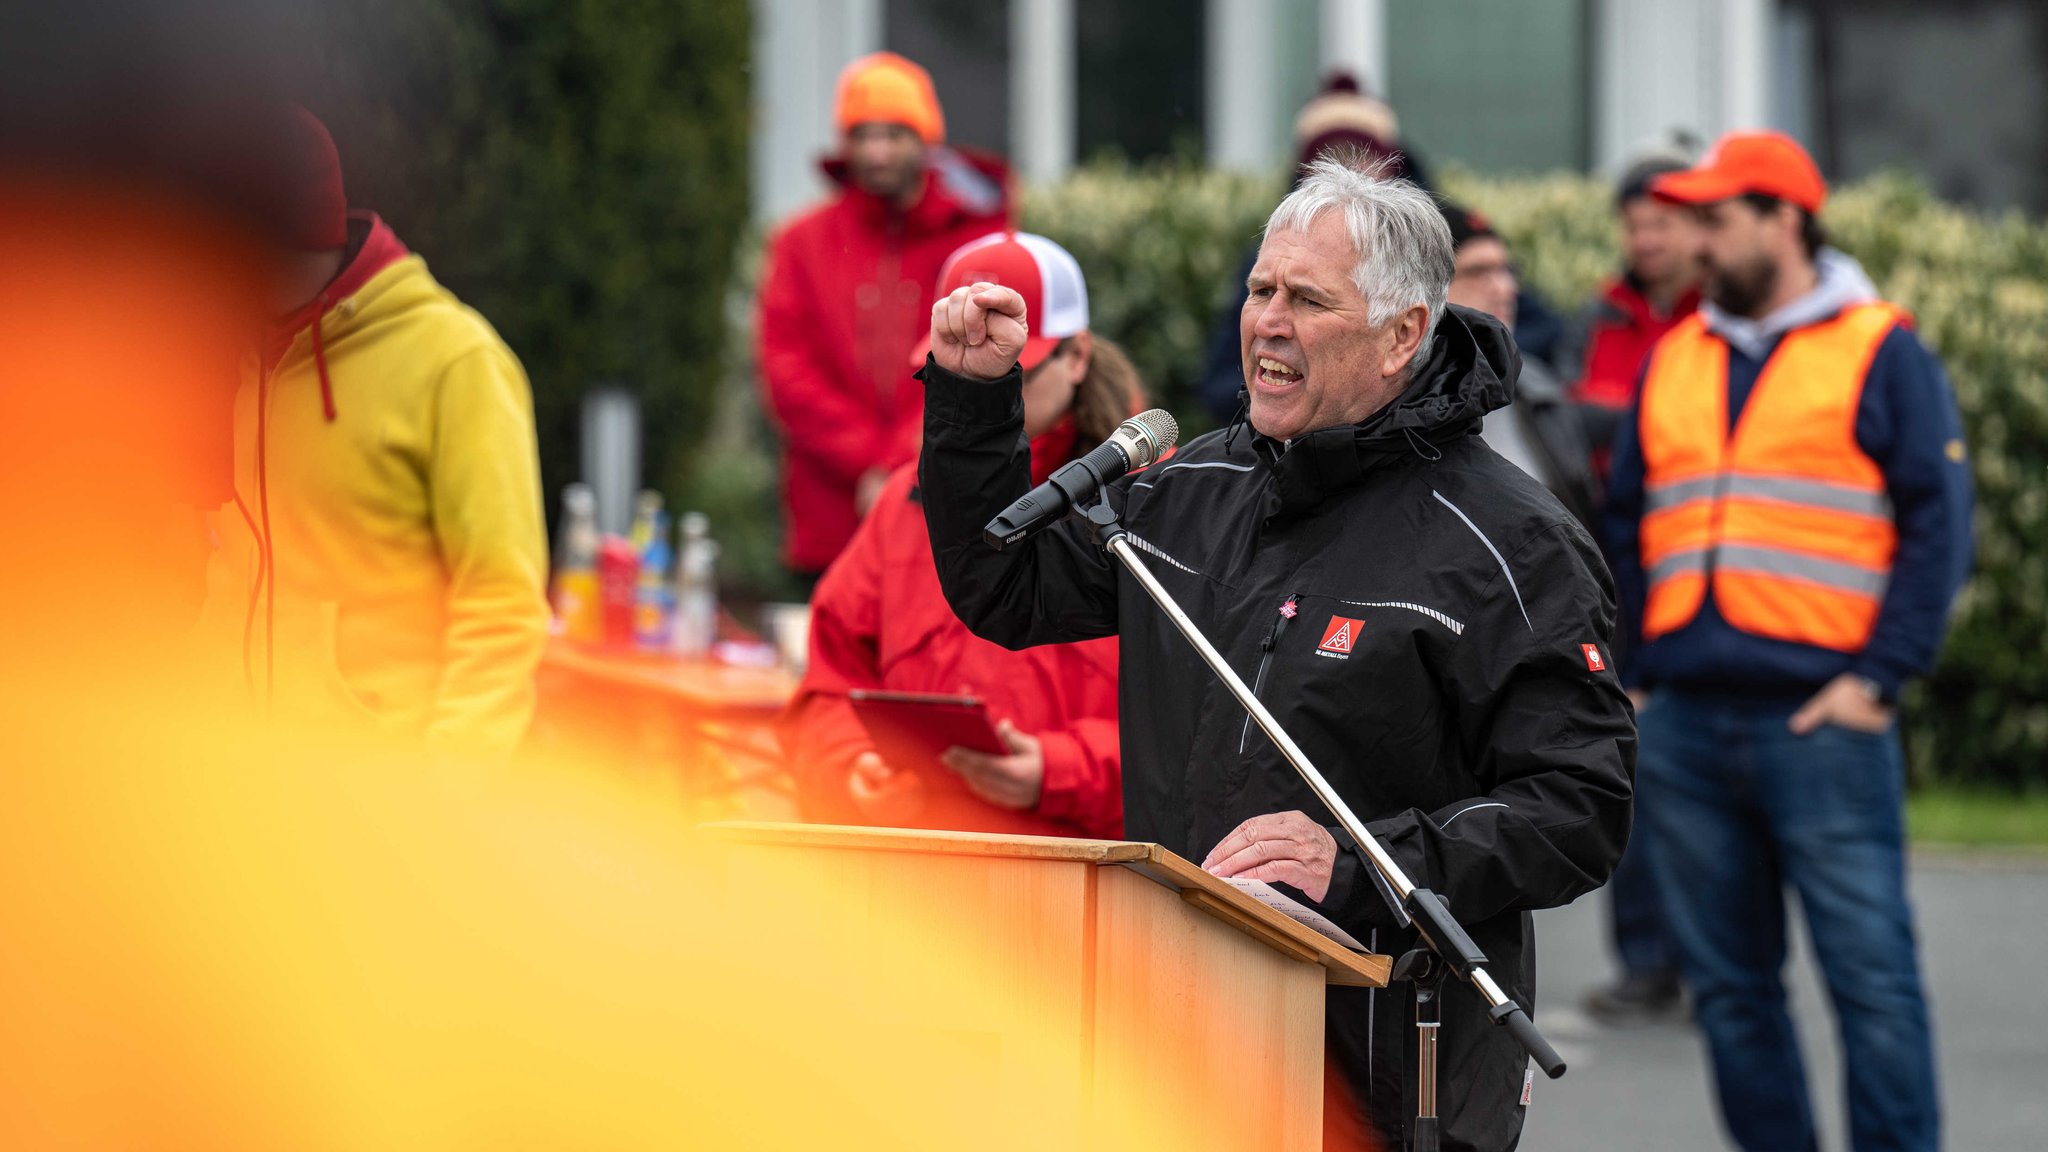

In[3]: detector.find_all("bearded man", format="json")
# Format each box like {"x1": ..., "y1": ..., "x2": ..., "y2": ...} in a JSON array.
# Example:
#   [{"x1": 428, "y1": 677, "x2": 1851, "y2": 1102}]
[{"x1": 1605, "y1": 132, "x2": 1973, "y2": 1152}]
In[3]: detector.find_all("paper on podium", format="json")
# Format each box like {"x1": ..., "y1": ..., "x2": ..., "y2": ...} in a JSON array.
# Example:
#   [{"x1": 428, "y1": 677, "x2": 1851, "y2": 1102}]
[{"x1": 1223, "y1": 877, "x2": 1367, "y2": 951}]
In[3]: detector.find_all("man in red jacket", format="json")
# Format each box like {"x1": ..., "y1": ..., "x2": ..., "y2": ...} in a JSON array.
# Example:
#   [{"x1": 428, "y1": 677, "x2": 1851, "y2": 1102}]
[
  {"x1": 1572, "y1": 150, "x2": 1705, "y2": 481},
  {"x1": 1573, "y1": 150, "x2": 1703, "y2": 1023},
  {"x1": 756, "y1": 52, "x2": 1011, "y2": 583}
]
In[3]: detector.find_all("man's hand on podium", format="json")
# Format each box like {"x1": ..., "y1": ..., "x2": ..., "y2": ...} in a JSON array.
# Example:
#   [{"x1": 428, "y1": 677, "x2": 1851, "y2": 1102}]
[{"x1": 1201, "y1": 810, "x2": 1338, "y2": 903}]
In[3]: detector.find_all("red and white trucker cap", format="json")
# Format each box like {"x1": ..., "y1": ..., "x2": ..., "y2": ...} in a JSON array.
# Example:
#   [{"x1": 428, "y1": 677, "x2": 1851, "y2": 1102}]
[{"x1": 913, "y1": 231, "x2": 1090, "y2": 372}]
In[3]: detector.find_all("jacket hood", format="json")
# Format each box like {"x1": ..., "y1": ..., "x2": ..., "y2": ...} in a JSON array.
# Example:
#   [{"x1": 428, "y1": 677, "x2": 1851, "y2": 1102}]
[
  {"x1": 817, "y1": 145, "x2": 1010, "y2": 234},
  {"x1": 1367, "y1": 303, "x2": 1520, "y2": 443},
  {"x1": 1249, "y1": 304, "x2": 1518, "y2": 513},
  {"x1": 1701, "y1": 247, "x2": 1878, "y2": 360},
  {"x1": 263, "y1": 212, "x2": 411, "y2": 421}
]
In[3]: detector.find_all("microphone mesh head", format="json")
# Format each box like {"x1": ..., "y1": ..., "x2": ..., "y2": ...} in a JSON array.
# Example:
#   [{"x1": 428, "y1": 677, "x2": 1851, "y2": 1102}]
[{"x1": 1125, "y1": 408, "x2": 1180, "y2": 466}]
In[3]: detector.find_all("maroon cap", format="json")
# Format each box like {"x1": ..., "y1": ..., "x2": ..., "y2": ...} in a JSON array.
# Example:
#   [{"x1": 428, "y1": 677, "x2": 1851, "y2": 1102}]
[{"x1": 282, "y1": 106, "x2": 348, "y2": 251}]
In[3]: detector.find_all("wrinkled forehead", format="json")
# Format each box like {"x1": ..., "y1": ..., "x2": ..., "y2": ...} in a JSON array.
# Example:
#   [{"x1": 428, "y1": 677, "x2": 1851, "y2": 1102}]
[
  {"x1": 1260, "y1": 204, "x2": 1357, "y2": 249},
  {"x1": 1252, "y1": 216, "x2": 1361, "y2": 290}
]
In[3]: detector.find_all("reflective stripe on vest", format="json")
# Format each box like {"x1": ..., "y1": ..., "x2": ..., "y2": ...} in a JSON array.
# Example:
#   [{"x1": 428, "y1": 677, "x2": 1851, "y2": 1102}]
[{"x1": 1637, "y1": 303, "x2": 1903, "y2": 653}]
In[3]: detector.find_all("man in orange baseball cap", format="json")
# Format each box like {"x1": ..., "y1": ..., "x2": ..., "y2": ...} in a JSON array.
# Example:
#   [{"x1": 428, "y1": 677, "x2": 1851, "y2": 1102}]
[
  {"x1": 1605, "y1": 128, "x2": 1972, "y2": 1152},
  {"x1": 1648, "y1": 130, "x2": 1827, "y2": 317},
  {"x1": 756, "y1": 53, "x2": 1012, "y2": 585}
]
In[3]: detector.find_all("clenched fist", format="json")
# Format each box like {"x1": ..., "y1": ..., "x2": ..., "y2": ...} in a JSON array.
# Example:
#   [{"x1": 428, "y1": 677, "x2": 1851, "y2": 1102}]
[{"x1": 928, "y1": 281, "x2": 1028, "y2": 382}]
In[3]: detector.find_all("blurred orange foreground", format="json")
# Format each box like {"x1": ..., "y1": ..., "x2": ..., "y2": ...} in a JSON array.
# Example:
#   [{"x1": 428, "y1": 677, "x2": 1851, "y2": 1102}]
[{"x1": 0, "y1": 188, "x2": 1236, "y2": 1150}]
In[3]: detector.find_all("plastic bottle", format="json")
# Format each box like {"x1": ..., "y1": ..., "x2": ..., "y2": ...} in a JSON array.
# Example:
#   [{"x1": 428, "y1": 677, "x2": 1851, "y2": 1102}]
[
  {"x1": 628, "y1": 490, "x2": 664, "y2": 552},
  {"x1": 551, "y1": 484, "x2": 603, "y2": 642},
  {"x1": 634, "y1": 508, "x2": 674, "y2": 650},
  {"x1": 672, "y1": 511, "x2": 719, "y2": 659},
  {"x1": 597, "y1": 535, "x2": 639, "y2": 647}
]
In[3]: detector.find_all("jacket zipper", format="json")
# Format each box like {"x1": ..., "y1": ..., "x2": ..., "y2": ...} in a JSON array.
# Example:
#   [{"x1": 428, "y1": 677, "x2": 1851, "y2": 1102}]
[
  {"x1": 1707, "y1": 363, "x2": 1760, "y2": 584},
  {"x1": 1240, "y1": 593, "x2": 1300, "y2": 754},
  {"x1": 876, "y1": 222, "x2": 904, "y2": 423}
]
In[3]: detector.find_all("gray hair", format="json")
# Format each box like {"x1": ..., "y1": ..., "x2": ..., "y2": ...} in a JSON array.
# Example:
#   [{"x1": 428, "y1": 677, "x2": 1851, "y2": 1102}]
[{"x1": 1262, "y1": 153, "x2": 1455, "y2": 365}]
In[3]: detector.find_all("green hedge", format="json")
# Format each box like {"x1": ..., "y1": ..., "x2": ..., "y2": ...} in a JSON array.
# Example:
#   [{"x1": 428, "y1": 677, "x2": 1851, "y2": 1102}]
[
  {"x1": 711, "y1": 158, "x2": 2045, "y2": 785},
  {"x1": 306, "y1": 0, "x2": 752, "y2": 526}
]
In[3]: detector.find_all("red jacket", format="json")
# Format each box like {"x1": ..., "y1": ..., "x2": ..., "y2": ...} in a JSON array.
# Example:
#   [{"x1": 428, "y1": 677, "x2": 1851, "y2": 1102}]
[
  {"x1": 1571, "y1": 276, "x2": 1701, "y2": 484},
  {"x1": 1571, "y1": 275, "x2": 1701, "y2": 411},
  {"x1": 756, "y1": 149, "x2": 1012, "y2": 573},
  {"x1": 781, "y1": 419, "x2": 1123, "y2": 839}
]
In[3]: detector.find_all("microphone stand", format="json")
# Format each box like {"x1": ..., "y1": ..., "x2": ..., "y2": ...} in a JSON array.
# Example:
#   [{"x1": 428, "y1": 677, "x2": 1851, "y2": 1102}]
[{"x1": 1072, "y1": 497, "x2": 1566, "y2": 1144}]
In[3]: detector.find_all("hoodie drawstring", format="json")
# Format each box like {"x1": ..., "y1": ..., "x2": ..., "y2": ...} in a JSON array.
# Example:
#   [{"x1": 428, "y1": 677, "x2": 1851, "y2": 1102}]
[
  {"x1": 1223, "y1": 388, "x2": 1251, "y2": 452},
  {"x1": 1402, "y1": 426, "x2": 1443, "y2": 462},
  {"x1": 231, "y1": 492, "x2": 266, "y2": 696},
  {"x1": 310, "y1": 291, "x2": 337, "y2": 422},
  {"x1": 254, "y1": 366, "x2": 277, "y2": 706}
]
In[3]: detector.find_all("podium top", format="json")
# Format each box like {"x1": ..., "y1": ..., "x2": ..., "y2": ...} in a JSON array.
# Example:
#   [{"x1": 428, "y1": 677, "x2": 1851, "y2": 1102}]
[{"x1": 702, "y1": 822, "x2": 1390, "y2": 988}]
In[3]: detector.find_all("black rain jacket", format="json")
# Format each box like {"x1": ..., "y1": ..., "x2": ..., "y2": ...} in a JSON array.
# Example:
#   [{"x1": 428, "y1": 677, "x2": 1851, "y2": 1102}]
[{"x1": 918, "y1": 305, "x2": 1635, "y2": 1152}]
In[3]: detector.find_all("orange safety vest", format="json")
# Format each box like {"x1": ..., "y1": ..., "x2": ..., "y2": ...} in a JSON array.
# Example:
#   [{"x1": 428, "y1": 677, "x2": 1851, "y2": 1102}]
[{"x1": 1637, "y1": 302, "x2": 1903, "y2": 653}]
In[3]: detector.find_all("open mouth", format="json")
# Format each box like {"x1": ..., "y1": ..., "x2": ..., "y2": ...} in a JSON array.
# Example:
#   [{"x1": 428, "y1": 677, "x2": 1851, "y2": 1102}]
[{"x1": 1255, "y1": 356, "x2": 1303, "y2": 390}]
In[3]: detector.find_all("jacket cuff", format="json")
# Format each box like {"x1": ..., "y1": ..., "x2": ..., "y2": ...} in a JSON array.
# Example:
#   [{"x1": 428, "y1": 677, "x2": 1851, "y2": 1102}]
[
  {"x1": 1848, "y1": 657, "x2": 1909, "y2": 704},
  {"x1": 1314, "y1": 822, "x2": 1413, "y2": 931},
  {"x1": 1032, "y1": 729, "x2": 1087, "y2": 822},
  {"x1": 918, "y1": 355, "x2": 1024, "y2": 430}
]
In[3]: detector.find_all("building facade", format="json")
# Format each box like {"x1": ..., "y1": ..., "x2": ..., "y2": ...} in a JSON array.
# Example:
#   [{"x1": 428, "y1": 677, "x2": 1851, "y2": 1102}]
[{"x1": 752, "y1": 0, "x2": 2047, "y2": 222}]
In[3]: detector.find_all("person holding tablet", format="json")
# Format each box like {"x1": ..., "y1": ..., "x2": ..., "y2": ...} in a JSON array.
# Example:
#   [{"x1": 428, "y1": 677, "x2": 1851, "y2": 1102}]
[{"x1": 779, "y1": 232, "x2": 1137, "y2": 839}]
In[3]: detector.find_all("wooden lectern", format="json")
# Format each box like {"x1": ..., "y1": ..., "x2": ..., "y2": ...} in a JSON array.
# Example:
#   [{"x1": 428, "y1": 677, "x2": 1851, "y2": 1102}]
[{"x1": 700, "y1": 823, "x2": 1390, "y2": 1151}]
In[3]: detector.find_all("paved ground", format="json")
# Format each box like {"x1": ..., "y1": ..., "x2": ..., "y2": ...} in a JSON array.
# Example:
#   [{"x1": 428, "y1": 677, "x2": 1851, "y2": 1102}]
[{"x1": 1517, "y1": 851, "x2": 2048, "y2": 1150}]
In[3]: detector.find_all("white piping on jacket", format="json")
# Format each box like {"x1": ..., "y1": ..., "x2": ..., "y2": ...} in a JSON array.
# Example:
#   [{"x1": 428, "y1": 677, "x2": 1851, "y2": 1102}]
[
  {"x1": 1432, "y1": 490, "x2": 1533, "y2": 632},
  {"x1": 1133, "y1": 458, "x2": 1255, "y2": 491},
  {"x1": 1122, "y1": 531, "x2": 1201, "y2": 576},
  {"x1": 1338, "y1": 598, "x2": 1467, "y2": 636},
  {"x1": 1441, "y1": 801, "x2": 1509, "y2": 829}
]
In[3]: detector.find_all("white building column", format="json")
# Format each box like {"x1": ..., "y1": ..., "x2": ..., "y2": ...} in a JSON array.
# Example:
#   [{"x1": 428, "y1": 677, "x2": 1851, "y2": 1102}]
[
  {"x1": 1206, "y1": 0, "x2": 1283, "y2": 172},
  {"x1": 1594, "y1": 0, "x2": 1776, "y2": 173},
  {"x1": 1719, "y1": 0, "x2": 1772, "y2": 133},
  {"x1": 1010, "y1": 0, "x2": 1076, "y2": 186},
  {"x1": 1320, "y1": 0, "x2": 1387, "y2": 94},
  {"x1": 750, "y1": 0, "x2": 885, "y2": 224}
]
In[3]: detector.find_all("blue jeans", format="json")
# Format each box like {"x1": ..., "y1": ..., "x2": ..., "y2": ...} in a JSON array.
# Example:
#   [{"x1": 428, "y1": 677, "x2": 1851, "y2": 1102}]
[
  {"x1": 1608, "y1": 757, "x2": 1677, "y2": 978},
  {"x1": 1639, "y1": 689, "x2": 1939, "y2": 1152}
]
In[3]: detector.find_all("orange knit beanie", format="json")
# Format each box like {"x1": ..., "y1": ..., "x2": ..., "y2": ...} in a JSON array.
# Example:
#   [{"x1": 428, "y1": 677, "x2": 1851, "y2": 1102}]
[{"x1": 835, "y1": 52, "x2": 944, "y2": 145}]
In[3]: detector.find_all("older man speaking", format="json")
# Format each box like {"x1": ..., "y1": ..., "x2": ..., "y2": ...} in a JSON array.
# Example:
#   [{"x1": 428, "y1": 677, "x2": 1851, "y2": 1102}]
[{"x1": 915, "y1": 158, "x2": 1634, "y2": 1151}]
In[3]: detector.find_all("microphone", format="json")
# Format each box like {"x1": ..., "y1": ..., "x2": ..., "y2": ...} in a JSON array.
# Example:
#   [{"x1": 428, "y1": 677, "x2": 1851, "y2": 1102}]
[{"x1": 983, "y1": 408, "x2": 1179, "y2": 550}]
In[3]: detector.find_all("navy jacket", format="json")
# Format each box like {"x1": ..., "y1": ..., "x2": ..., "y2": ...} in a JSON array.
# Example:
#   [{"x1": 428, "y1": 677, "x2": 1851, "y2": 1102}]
[{"x1": 1604, "y1": 296, "x2": 1974, "y2": 700}]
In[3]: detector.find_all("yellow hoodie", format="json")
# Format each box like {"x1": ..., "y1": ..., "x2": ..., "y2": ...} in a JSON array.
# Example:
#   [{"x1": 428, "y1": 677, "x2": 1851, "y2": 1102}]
[{"x1": 207, "y1": 216, "x2": 549, "y2": 755}]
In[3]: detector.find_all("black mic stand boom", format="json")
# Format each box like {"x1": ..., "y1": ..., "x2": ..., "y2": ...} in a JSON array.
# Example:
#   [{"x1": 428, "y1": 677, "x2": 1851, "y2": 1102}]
[{"x1": 1072, "y1": 498, "x2": 1567, "y2": 1122}]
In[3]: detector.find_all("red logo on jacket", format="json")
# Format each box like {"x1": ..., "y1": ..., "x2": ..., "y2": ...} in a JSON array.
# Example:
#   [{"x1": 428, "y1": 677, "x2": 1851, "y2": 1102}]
[
  {"x1": 1582, "y1": 644, "x2": 1606, "y2": 672},
  {"x1": 1318, "y1": 616, "x2": 1364, "y2": 658}
]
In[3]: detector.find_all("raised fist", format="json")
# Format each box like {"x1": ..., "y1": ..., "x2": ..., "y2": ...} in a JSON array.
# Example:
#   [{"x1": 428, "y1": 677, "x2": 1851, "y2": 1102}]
[{"x1": 928, "y1": 281, "x2": 1028, "y2": 382}]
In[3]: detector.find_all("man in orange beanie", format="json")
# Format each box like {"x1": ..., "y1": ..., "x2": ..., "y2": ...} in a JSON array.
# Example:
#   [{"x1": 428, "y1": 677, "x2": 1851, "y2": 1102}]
[{"x1": 756, "y1": 52, "x2": 1011, "y2": 585}]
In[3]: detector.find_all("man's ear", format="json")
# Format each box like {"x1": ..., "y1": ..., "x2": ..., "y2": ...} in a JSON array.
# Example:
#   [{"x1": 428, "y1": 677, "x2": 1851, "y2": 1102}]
[
  {"x1": 1380, "y1": 304, "x2": 1430, "y2": 379},
  {"x1": 1774, "y1": 203, "x2": 1809, "y2": 261}
]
